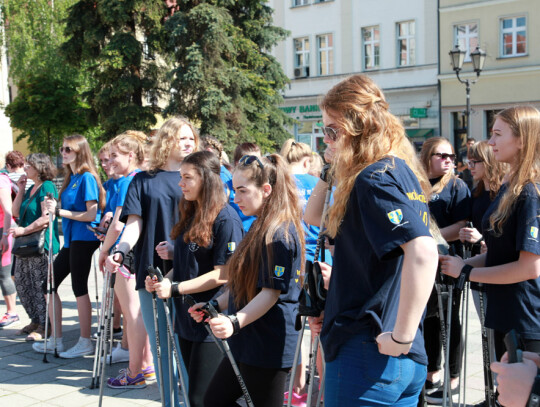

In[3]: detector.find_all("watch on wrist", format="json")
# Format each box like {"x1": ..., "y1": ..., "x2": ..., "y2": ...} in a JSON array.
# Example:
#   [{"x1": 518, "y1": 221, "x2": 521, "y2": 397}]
[
  {"x1": 227, "y1": 314, "x2": 241, "y2": 335},
  {"x1": 113, "y1": 250, "x2": 125, "y2": 265},
  {"x1": 320, "y1": 163, "x2": 331, "y2": 183},
  {"x1": 55, "y1": 207, "x2": 60, "y2": 217},
  {"x1": 171, "y1": 282, "x2": 182, "y2": 298},
  {"x1": 457, "y1": 264, "x2": 473, "y2": 291}
]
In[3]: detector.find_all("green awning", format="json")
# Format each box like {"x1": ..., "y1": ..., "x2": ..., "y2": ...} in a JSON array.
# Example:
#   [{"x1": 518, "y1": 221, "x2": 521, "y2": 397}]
[{"x1": 405, "y1": 128, "x2": 434, "y2": 138}]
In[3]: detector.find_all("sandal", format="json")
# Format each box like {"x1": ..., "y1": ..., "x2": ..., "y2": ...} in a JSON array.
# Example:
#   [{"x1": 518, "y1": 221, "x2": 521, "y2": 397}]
[
  {"x1": 26, "y1": 325, "x2": 46, "y2": 342},
  {"x1": 16, "y1": 322, "x2": 38, "y2": 336}
]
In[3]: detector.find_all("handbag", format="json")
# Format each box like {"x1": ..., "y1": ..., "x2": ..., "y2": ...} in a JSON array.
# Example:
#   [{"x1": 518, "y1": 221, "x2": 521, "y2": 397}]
[{"x1": 12, "y1": 185, "x2": 46, "y2": 258}]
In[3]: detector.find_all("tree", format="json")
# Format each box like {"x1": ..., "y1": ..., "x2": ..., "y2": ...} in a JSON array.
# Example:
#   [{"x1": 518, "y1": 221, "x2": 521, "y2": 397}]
[
  {"x1": 2, "y1": 0, "x2": 91, "y2": 153},
  {"x1": 164, "y1": 0, "x2": 292, "y2": 152},
  {"x1": 61, "y1": 0, "x2": 169, "y2": 139}
]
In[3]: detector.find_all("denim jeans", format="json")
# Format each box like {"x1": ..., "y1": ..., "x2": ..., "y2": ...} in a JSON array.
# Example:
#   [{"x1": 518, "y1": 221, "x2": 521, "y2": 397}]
[
  {"x1": 139, "y1": 289, "x2": 181, "y2": 407},
  {"x1": 325, "y1": 332, "x2": 426, "y2": 406}
]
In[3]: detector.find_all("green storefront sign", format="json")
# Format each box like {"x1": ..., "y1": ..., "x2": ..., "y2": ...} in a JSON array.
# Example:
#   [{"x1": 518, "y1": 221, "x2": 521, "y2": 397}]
[{"x1": 410, "y1": 108, "x2": 427, "y2": 118}]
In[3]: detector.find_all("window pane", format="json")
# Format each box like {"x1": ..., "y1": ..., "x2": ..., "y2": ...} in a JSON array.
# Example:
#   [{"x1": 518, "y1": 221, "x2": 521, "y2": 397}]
[
  {"x1": 470, "y1": 37, "x2": 479, "y2": 51},
  {"x1": 469, "y1": 24, "x2": 478, "y2": 33},
  {"x1": 457, "y1": 25, "x2": 466, "y2": 36},
  {"x1": 517, "y1": 17, "x2": 526, "y2": 27},
  {"x1": 399, "y1": 23, "x2": 406, "y2": 36},
  {"x1": 363, "y1": 29, "x2": 372, "y2": 41},
  {"x1": 502, "y1": 19, "x2": 512, "y2": 29},
  {"x1": 374, "y1": 28, "x2": 380, "y2": 41},
  {"x1": 503, "y1": 33, "x2": 513, "y2": 55},
  {"x1": 516, "y1": 32, "x2": 526, "y2": 53},
  {"x1": 374, "y1": 45, "x2": 380, "y2": 67},
  {"x1": 328, "y1": 50, "x2": 333, "y2": 74},
  {"x1": 409, "y1": 22, "x2": 415, "y2": 35},
  {"x1": 328, "y1": 34, "x2": 333, "y2": 47}
]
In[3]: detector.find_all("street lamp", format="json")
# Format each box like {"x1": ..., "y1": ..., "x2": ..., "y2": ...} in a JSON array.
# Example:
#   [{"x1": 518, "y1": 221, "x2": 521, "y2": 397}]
[{"x1": 449, "y1": 45, "x2": 486, "y2": 139}]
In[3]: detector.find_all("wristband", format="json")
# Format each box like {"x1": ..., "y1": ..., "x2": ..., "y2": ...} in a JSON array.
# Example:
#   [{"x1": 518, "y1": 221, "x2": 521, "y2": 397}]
[
  {"x1": 528, "y1": 369, "x2": 540, "y2": 407},
  {"x1": 457, "y1": 264, "x2": 473, "y2": 290},
  {"x1": 391, "y1": 333, "x2": 414, "y2": 345},
  {"x1": 171, "y1": 282, "x2": 182, "y2": 298},
  {"x1": 320, "y1": 163, "x2": 331, "y2": 183},
  {"x1": 227, "y1": 314, "x2": 241, "y2": 335},
  {"x1": 209, "y1": 299, "x2": 221, "y2": 314},
  {"x1": 113, "y1": 250, "x2": 125, "y2": 265},
  {"x1": 55, "y1": 207, "x2": 60, "y2": 217}
]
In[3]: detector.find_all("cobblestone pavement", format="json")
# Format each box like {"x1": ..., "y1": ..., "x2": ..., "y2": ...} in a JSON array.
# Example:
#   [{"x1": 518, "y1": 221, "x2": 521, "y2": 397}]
[{"x1": 0, "y1": 253, "x2": 488, "y2": 406}]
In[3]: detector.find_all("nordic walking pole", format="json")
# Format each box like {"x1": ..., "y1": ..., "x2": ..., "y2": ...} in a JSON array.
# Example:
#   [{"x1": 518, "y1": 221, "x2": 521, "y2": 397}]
[
  {"x1": 148, "y1": 267, "x2": 166, "y2": 407},
  {"x1": 478, "y1": 284, "x2": 495, "y2": 407},
  {"x1": 98, "y1": 271, "x2": 116, "y2": 407},
  {"x1": 93, "y1": 248, "x2": 100, "y2": 325},
  {"x1": 42, "y1": 195, "x2": 55, "y2": 363},
  {"x1": 90, "y1": 269, "x2": 109, "y2": 389}
]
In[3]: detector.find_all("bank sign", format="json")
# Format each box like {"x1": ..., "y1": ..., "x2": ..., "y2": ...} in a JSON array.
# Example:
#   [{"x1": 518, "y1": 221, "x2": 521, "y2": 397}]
[{"x1": 280, "y1": 104, "x2": 322, "y2": 119}]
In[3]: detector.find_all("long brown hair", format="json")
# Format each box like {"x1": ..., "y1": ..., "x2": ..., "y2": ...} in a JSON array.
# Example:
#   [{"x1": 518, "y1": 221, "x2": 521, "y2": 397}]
[
  {"x1": 280, "y1": 138, "x2": 312, "y2": 164},
  {"x1": 420, "y1": 137, "x2": 457, "y2": 194},
  {"x1": 170, "y1": 151, "x2": 226, "y2": 247},
  {"x1": 60, "y1": 134, "x2": 106, "y2": 210},
  {"x1": 468, "y1": 140, "x2": 507, "y2": 199},
  {"x1": 321, "y1": 74, "x2": 430, "y2": 238},
  {"x1": 489, "y1": 106, "x2": 540, "y2": 234},
  {"x1": 227, "y1": 154, "x2": 305, "y2": 307}
]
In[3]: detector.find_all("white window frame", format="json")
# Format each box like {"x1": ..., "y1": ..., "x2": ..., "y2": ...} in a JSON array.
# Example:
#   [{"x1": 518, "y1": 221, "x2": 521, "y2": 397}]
[
  {"x1": 317, "y1": 33, "x2": 334, "y2": 76},
  {"x1": 500, "y1": 15, "x2": 527, "y2": 57},
  {"x1": 294, "y1": 37, "x2": 310, "y2": 69},
  {"x1": 396, "y1": 20, "x2": 415, "y2": 67},
  {"x1": 454, "y1": 23, "x2": 479, "y2": 62},
  {"x1": 362, "y1": 25, "x2": 380, "y2": 70},
  {"x1": 292, "y1": 0, "x2": 310, "y2": 7}
]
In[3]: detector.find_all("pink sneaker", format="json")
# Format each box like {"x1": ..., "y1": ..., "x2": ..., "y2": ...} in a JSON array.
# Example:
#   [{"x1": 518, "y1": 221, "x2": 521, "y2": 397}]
[{"x1": 283, "y1": 391, "x2": 307, "y2": 407}]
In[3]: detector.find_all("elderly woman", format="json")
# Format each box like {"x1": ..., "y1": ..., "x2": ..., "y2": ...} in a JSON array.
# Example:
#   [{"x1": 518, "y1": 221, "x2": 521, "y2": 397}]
[{"x1": 10, "y1": 153, "x2": 59, "y2": 341}]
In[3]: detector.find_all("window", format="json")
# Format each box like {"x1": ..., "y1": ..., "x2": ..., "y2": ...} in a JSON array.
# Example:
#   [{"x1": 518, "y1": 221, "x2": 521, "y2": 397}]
[
  {"x1": 143, "y1": 36, "x2": 155, "y2": 61},
  {"x1": 397, "y1": 21, "x2": 415, "y2": 66},
  {"x1": 317, "y1": 33, "x2": 334, "y2": 75},
  {"x1": 501, "y1": 16, "x2": 527, "y2": 57},
  {"x1": 292, "y1": 0, "x2": 309, "y2": 6},
  {"x1": 362, "y1": 26, "x2": 380, "y2": 70},
  {"x1": 454, "y1": 23, "x2": 478, "y2": 62},
  {"x1": 294, "y1": 37, "x2": 310, "y2": 68}
]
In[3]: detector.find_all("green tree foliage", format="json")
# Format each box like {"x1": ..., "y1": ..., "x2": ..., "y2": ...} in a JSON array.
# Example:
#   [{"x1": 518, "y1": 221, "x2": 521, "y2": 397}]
[
  {"x1": 164, "y1": 0, "x2": 292, "y2": 152},
  {"x1": 2, "y1": 0, "x2": 90, "y2": 154},
  {"x1": 61, "y1": 0, "x2": 168, "y2": 139}
]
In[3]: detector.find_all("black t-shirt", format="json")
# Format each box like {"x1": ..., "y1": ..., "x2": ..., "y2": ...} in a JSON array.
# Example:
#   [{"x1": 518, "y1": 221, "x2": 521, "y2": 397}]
[
  {"x1": 172, "y1": 205, "x2": 244, "y2": 342},
  {"x1": 429, "y1": 176, "x2": 471, "y2": 256},
  {"x1": 471, "y1": 189, "x2": 492, "y2": 235},
  {"x1": 482, "y1": 183, "x2": 540, "y2": 339},
  {"x1": 228, "y1": 222, "x2": 302, "y2": 369},
  {"x1": 320, "y1": 157, "x2": 432, "y2": 365},
  {"x1": 120, "y1": 170, "x2": 183, "y2": 290}
]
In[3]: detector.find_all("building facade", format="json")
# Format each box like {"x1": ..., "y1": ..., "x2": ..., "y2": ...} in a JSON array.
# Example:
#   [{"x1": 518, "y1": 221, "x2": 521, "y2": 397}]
[
  {"x1": 270, "y1": 0, "x2": 440, "y2": 153},
  {"x1": 439, "y1": 0, "x2": 540, "y2": 155}
]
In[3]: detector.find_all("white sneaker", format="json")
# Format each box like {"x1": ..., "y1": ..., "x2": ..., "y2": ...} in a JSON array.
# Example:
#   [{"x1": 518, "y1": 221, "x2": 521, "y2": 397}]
[
  {"x1": 101, "y1": 343, "x2": 130, "y2": 364},
  {"x1": 32, "y1": 338, "x2": 64, "y2": 354},
  {"x1": 58, "y1": 337, "x2": 94, "y2": 359}
]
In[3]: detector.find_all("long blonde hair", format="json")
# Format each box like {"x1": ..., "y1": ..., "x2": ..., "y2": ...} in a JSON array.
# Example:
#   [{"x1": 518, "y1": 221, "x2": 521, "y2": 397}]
[
  {"x1": 489, "y1": 106, "x2": 540, "y2": 234},
  {"x1": 60, "y1": 134, "x2": 106, "y2": 210},
  {"x1": 420, "y1": 137, "x2": 457, "y2": 194},
  {"x1": 110, "y1": 130, "x2": 148, "y2": 167},
  {"x1": 148, "y1": 116, "x2": 199, "y2": 172},
  {"x1": 468, "y1": 140, "x2": 507, "y2": 199},
  {"x1": 227, "y1": 154, "x2": 305, "y2": 307},
  {"x1": 280, "y1": 138, "x2": 313, "y2": 164},
  {"x1": 321, "y1": 74, "x2": 430, "y2": 238}
]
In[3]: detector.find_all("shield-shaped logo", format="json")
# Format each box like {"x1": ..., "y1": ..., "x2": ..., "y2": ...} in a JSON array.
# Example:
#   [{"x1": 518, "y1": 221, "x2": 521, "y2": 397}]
[
  {"x1": 531, "y1": 226, "x2": 538, "y2": 239},
  {"x1": 274, "y1": 266, "x2": 284, "y2": 277},
  {"x1": 227, "y1": 242, "x2": 236, "y2": 252},
  {"x1": 387, "y1": 209, "x2": 403, "y2": 225}
]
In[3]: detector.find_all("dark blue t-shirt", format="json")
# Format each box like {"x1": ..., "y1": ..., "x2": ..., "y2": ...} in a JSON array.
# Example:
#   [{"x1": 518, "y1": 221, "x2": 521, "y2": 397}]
[
  {"x1": 471, "y1": 189, "x2": 492, "y2": 235},
  {"x1": 294, "y1": 173, "x2": 332, "y2": 265},
  {"x1": 172, "y1": 205, "x2": 244, "y2": 342},
  {"x1": 320, "y1": 157, "x2": 432, "y2": 365},
  {"x1": 61, "y1": 172, "x2": 101, "y2": 247},
  {"x1": 482, "y1": 183, "x2": 540, "y2": 339},
  {"x1": 120, "y1": 170, "x2": 183, "y2": 290},
  {"x1": 228, "y1": 222, "x2": 302, "y2": 369}
]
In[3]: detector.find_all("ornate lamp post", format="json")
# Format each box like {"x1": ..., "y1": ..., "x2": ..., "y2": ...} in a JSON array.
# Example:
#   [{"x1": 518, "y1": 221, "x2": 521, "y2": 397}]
[{"x1": 449, "y1": 45, "x2": 486, "y2": 139}]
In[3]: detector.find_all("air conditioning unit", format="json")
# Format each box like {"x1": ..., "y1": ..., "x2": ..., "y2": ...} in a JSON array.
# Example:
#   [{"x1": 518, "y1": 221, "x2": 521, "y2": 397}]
[{"x1": 294, "y1": 66, "x2": 309, "y2": 78}]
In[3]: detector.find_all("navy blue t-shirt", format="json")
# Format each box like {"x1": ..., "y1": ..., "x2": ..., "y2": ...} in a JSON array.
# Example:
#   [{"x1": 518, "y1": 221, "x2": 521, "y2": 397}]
[
  {"x1": 482, "y1": 183, "x2": 540, "y2": 339},
  {"x1": 228, "y1": 222, "x2": 302, "y2": 369},
  {"x1": 172, "y1": 205, "x2": 244, "y2": 342},
  {"x1": 320, "y1": 157, "x2": 432, "y2": 365},
  {"x1": 471, "y1": 189, "x2": 492, "y2": 235},
  {"x1": 120, "y1": 170, "x2": 183, "y2": 290}
]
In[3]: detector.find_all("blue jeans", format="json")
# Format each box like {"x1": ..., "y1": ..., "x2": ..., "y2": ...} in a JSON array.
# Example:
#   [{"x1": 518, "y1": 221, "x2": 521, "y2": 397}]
[
  {"x1": 325, "y1": 333, "x2": 426, "y2": 406},
  {"x1": 139, "y1": 289, "x2": 181, "y2": 407}
]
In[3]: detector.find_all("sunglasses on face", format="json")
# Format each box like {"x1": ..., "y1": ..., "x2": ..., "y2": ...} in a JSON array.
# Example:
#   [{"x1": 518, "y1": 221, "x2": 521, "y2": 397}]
[
  {"x1": 468, "y1": 159, "x2": 483, "y2": 168},
  {"x1": 431, "y1": 153, "x2": 456, "y2": 161},
  {"x1": 321, "y1": 126, "x2": 339, "y2": 141},
  {"x1": 59, "y1": 146, "x2": 74, "y2": 154},
  {"x1": 239, "y1": 155, "x2": 264, "y2": 170}
]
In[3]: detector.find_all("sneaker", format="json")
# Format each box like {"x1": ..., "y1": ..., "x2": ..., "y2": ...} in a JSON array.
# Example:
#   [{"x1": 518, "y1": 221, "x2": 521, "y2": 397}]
[
  {"x1": 107, "y1": 368, "x2": 147, "y2": 389},
  {"x1": 425, "y1": 379, "x2": 442, "y2": 395},
  {"x1": 92, "y1": 327, "x2": 123, "y2": 340},
  {"x1": 101, "y1": 343, "x2": 130, "y2": 364},
  {"x1": 284, "y1": 391, "x2": 307, "y2": 407},
  {"x1": 32, "y1": 338, "x2": 64, "y2": 354},
  {"x1": 425, "y1": 385, "x2": 460, "y2": 405},
  {"x1": 143, "y1": 365, "x2": 156, "y2": 381},
  {"x1": 58, "y1": 337, "x2": 94, "y2": 359},
  {"x1": 0, "y1": 313, "x2": 19, "y2": 327}
]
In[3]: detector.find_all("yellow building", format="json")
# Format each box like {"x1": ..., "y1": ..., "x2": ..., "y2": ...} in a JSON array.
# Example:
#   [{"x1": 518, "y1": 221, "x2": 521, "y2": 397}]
[{"x1": 439, "y1": 0, "x2": 540, "y2": 156}]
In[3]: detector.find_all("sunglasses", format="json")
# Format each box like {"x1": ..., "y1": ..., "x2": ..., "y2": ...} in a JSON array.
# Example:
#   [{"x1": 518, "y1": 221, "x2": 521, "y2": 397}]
[
  {"x1": 468, "y1": 159, "x2": 483, "y2": 168},
  {"x1": 239, "y1": 155, "x2": 264, "y2": 170},
  {"x1": 431, "y1": 153, "x2": 456, "y2": 161},
  {"x1": 59, "y1": 146, "x2": 74, "y2": 154},
  {"x1": 321, "y1": 126, "x2": 339, "y2": 141}
]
